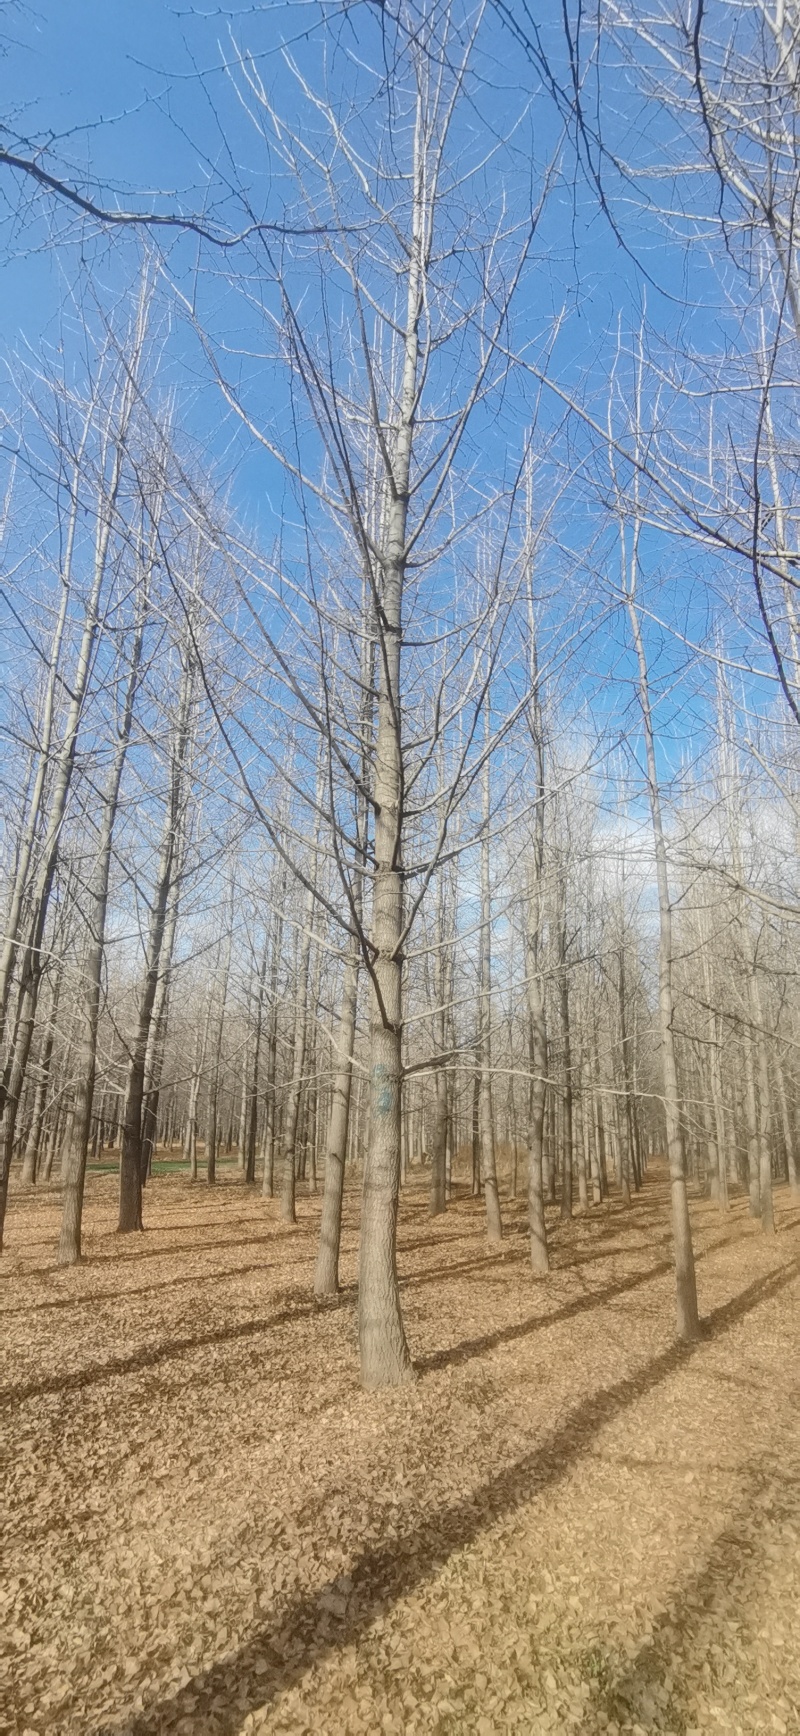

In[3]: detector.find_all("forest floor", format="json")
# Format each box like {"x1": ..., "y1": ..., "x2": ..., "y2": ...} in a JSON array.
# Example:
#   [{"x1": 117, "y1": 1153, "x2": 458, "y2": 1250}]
[{"x1": 2, "y1": 1163, "x2": 800, "y2": 1736}]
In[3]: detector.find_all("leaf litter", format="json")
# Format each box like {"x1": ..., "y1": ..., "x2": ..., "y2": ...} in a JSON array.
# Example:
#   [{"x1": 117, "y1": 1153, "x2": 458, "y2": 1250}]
[{"x1": 1, "y1": 1164, "x2": 799, "y2": 1735}]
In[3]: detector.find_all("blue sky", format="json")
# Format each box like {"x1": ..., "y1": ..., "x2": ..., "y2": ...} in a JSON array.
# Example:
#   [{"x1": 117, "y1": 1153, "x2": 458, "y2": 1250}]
[{"x1": 0, "y1": 0, "x2": 789, "y2": 787}]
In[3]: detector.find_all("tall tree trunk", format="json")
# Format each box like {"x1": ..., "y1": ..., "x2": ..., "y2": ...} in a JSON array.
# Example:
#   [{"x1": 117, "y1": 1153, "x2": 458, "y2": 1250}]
[
  {"x1": 20, "y1": 968, "x2": 62, "y2": 1185},
  {"x1": 281, "y1": 850, "x2": 318, "y2": 1224},
  {"x1": 617, "y1": 940, "x2": 637, "y2": 1207},
  {"x1": 358, "y1": 90, "x2": 432, "y2": 1388},
  {"x1": 774, "y1": 1050, "x2": 799, "y2": 1196},
  {"x1": 303, "y1": 925, "x2": 325, "y2": 1195},
  {"x1": 0, "y1": 436, "x2": 86, "y2": 1048},
  {"x1": 262, "y1": 867, "x2": 286, "y2": 1199},
  {"x1": 244, "y1": 928, "x2": 269, "y2": 1186},
  {"x1": 42, "y1": 1104, "x2": 66, "y2": 1185},
  {"x1": 709, "y1": 1014, "x2": 729, "y2": 1208},
  {"x1": 750, "y1": 968, "x2": 775, "y2": 1233},
  {"x1": 185, "y1": 990, "x2": 212, "y2": 1181},
  {"x1": 524, "y1": 579, "x2": 549, "y2": 1272},
  {"x1": 471, "y1": 1060, "x2": 481, "y2": 1196},
  {"x1": 59, "y1": 578, "x2": 148, "y2": 1264},
  {"x1": 119, "y1": 644, "x2": 195, "y2": 1232},
  {"x1": 205, "y1": 880, "x2": 235, "y2": 1190},
  {"x1": 478, "y1": 744, "x2": 502, "y2": 1244},
  {"x1": 626, "y1": 584, "x2": 700, "y2": 1340},
  {"x1": 701, "y1": 934, "x2": 729, "y2": 1210},
  {"x1": 315, "y1": 932, "x2": 360, "y2": 1294},
  {"x1": 743, "y1": 1027, "x2": 761, "y2": 1218},
  {"x1": 0, "y1": 297, "x2": 150, "y2": 1253},
  {"x1": 237, "y1": 982, "x2": 251, "y2": 1174},
  {"x1": 141, "y1": 846, "x2": 184, "y2": 1188},
  {"x1": 429, "y1": 852, "x2": 450, "y2": 1218},
  {"x1": 557, "y1": 873, "x2": 573, "y2": 1221}
]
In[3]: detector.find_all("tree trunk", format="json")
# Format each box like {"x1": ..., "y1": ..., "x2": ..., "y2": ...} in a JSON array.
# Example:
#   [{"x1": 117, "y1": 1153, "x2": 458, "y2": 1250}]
[
  {"x1": 358, "y1": 90, "x2": 432, "y2": 1387},
  {"x1": 315, "y1": 937, "x2": 359, "y2": 1295},
  {"x1": 524, "y1": 596, "x2": 550, "y2": 1273},
  {"x1": 429, "y1": 856, "x2": 450, "y2": 1219},
  {"x1": 471, "y1": 1062, "x2": 481, "y2": 1195},
  {"x1": 478, "y1": 746, "x2": 502, "y2": 1244},
  {"x1": 261, "y1": 865, "x2": 286, "y2": 1198},
  {"x1": 244, "y1": 928, "x2": 269, "y2": 1186},
  {"x1": 557, "y1": 875, "x2": 573, "y2": 1221},
  {"x1": 750, "y1": 969, "x2": 775, "y2": 1233},
  {"x1": 701, "y1": 928, "x2": 729, "y2": 1210},
  {"x1": 774, "y1": 1050, "x2": 799, "y2": 1195},
  {"x1": 627, "y1": 586, "x2": 700, "y2": 1340},
  {"x1": 743, "y1": 1028, "x2": 761, "y2": 1218},
  {"x1": 281, "y1": 876, "x2": 316, "y2": 1224},
  {"x1": 59, "y1": 585, "x2": 148, "y2": 1263},
  {"x1": 20, "y1": 969, "x2": 62, "y2": 1186},
  {"x1": 119, "y1": 643, "x2": 194, "y2": 1232},
  {"x1": 205, "y1": 882, "x2": 234, "y2": 1190}
]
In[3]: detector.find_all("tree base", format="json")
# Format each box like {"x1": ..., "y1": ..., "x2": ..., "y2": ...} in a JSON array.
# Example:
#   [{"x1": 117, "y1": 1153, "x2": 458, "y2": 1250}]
[
  {"x1": 361, "y1": 1355, "x2": 417, "y2": 1392},
  {"x1": 57, "y1": 1245, "x2": 82, "y2": 1268}
]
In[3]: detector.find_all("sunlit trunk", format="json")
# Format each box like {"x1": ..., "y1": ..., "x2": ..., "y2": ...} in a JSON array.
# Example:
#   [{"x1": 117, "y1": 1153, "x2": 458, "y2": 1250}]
[
  {"x1": 478, "y1": 742, "x2": 502, "y2": 1244},
  {"x1": 627, "y1": 587, "x2": 700, "y2": 1341},
  {"x1": 119, "y1": 645, "x2": 194, "y2": 1232}
]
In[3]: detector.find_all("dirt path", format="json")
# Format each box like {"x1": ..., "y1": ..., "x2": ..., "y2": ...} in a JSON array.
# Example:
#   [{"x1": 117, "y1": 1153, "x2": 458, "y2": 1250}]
[{"x1": 2, "y1": 1166, "x2": 799, "y2": 1736}]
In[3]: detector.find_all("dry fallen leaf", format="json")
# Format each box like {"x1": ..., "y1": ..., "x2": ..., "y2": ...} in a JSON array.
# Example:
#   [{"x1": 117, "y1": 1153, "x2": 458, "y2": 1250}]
[{"x1": 1, "y1": 1163, "x2": 799, "y2": 1735}]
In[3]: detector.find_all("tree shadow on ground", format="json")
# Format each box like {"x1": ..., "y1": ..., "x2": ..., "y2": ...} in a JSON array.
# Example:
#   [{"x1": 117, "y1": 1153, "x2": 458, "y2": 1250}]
[
  {"x1": 1, "y1": 1258, "x2": 310, "y2": 1317},
  {"x1": 2, "y1": 1249, "x2": 674, "y2": 1406},
  {"x1": 704, "y1": 1363, "x2": 800, "y2": 1399},
  {"x1": 116, "y1": 1256, "x2": 800, "y2": 1736},
  {"x1": 0, "y1": 1295, "x2": 325, "y2": 1406},
  {"x1": 395, "y1": 1226, "x2": 481, "y2": 1254},
  {"x1": 582, "y1": 1460, "x2": 800, "y2": 1733},
  {"x1": 1, "y1": 1244, "x2": 503, "y2": 1322},
  {"x1": 416, "y1": 1226, "x2": 741, "y2": 1375},
  {"x1": 3, "y1": 1225, "x2": 744, "y2": 1408},
  {"x1": 416, "y1": 1256, "x2": 676, "y2": 1373},
  {"x1": 0, "y1": 1228, "x2": 287, "y2": 1280},
  {"x1": 401, "y1": 1248, "x2": 527, "y2": 1291}
]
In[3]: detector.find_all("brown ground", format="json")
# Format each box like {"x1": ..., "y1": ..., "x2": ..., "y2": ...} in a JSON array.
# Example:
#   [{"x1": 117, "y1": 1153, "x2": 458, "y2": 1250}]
[{"x1": 2, "y1": 1163, "x2": 799, "y2": 1736}]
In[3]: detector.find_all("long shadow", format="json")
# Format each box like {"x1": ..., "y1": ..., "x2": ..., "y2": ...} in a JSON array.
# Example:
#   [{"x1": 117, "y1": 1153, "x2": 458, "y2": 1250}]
[
  {"x1": 2, "y1": 1200, "x2": 268, "y2": 1235},
  {"x1": 554, "y1": 1242, "x2": 672, "y2": 1270},
  {"x1": 0, "y1": 1243, "x2": 492, "y2": 1321},
  {"x1": 117, "y1": 1257, "x2": 800, "y2": 1736},
  {"x1": 1, "y1": 1228, "x2": 285, "y2": 1279},
  {"x1": 0, "y1": 1256, "x2": 308, "y2": 1318},
  {"x1": 401, "y1": 1248, "x2": 530, "y2": 1293},
  {"x1": 415, "y1": 1226, "x2": 742, "y2": 1375},
  {"x1": 590, "y1": 1459, "x2": 800, "y2": 1732},
  {"x1": 416, "y1": 1257, "x2": 676, "y2": 1373},
  {"x1": 2, "y1": 1256, "x2": 671, "y2": 1403},
  {"x1": 0, "y1": 1294, "x2": 329, "y2": 1407},
  {"x1": 4, "y1": 1227, "x2": 744, "y2": 1402},
  {"x1": 123, "y1": 1213, "x2": 273, "y2": 1234},
  {"x1": 704, "y1": 1363, "x2": 800, "y2": 1400},
  {"x1": 395, "y1": 1227, "x2": 477, "y2": 1255},
  {"x1": 15, "y1": 1227, "x2": 675, "y2": 1323},
  {"x1": 2, "y1": 1240, "x2": 516, "y2": 1322}
]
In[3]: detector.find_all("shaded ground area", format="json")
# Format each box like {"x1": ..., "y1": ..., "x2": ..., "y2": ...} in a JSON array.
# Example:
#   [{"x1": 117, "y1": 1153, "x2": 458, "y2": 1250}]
[{"x1": 2, "y1": 1165, "x2": 799, "y2": 1736}]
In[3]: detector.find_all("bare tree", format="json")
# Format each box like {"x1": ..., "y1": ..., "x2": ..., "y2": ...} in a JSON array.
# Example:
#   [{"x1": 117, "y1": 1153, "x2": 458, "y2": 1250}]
[
  {"x1": 524, "y1": 578, "x2": 551, "y2": 1273},
  {"x1": 188, "y1": 0, "x2": 551, "y2": 1386},
  {"x1": 0, "y1": 295, "x2": 150, "y2": 1249},
  {"x1": 58, "y1": 507, "x2": 153, "y2": 1263},
  {"x1": 119, "y1": 628, "x2": 197, "y2": 1231}
]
